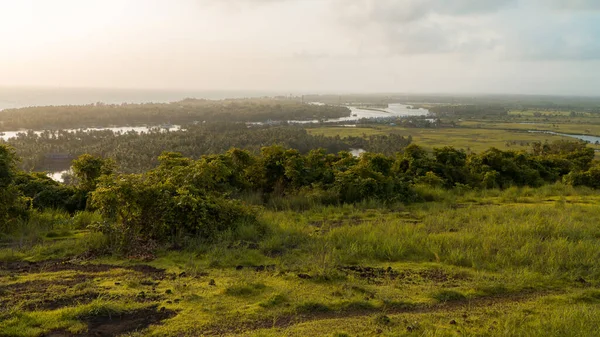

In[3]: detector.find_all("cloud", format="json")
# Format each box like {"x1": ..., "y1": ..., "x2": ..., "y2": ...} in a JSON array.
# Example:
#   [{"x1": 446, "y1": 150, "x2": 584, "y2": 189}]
[
  {"x1": 328, "y1": 0, "x2": 600, "y2": 60},
  {"x1": 503, "y1": 15, "x2": 600, "y2": 61},
  {"x1": 544, "y1": 0, "x2": 600, "y2": 10},
  {"x1": 191, "y1": 0, "x2": 600, "y2": 60},
  {"x1": 333, "y1": 0, "x2": 510, "y2": 56}
]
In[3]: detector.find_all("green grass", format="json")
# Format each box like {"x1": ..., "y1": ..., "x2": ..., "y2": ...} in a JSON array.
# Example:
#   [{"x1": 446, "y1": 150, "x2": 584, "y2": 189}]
[
  {"x1": 2, "y1": 185, "x2": 600, "y2": 336},
  {"x1": 308, "y1": 125, "x2": 572, "y2": 153}
]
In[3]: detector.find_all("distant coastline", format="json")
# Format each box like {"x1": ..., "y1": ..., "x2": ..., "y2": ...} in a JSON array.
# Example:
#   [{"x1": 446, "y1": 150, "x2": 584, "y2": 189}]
[{"x1": 0, "y1": 87, "x2": 283, "y2": 110}]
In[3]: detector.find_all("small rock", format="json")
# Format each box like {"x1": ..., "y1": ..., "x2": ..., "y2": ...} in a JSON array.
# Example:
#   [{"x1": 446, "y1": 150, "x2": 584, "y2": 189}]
[
  {"x1": 450, "y1": 320, "x2": 457, "y2": 325},
  {"x1": 208, "y1": 279, "x2": 216, "y2": 286}
]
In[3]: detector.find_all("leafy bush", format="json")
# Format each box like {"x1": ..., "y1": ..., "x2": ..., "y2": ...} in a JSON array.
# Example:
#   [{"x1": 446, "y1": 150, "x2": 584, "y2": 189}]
[{"x1": 90, "y1": 165, "x2": 258, "y2": 254}]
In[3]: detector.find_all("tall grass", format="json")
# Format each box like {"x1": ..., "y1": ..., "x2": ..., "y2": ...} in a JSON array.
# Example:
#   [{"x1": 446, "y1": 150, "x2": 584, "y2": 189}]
[{"x1": 287, "y1": 201, "x2": 600, "y2": 280}]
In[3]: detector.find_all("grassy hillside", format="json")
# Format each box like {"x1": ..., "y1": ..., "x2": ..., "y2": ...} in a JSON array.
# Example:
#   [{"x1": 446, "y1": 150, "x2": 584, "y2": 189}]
[{"x1": 2, "y1": 185, "x2": 600, "y2": 336}]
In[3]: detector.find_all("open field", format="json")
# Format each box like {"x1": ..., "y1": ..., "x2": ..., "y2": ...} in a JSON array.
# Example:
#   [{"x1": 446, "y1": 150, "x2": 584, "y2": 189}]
[
  {"x1": 308, "y1": 126, "x2": 572, "y2": 153},
  {"x1": 2, "y1": 185, "x2": 600, "y2": 336},
  {"x1": 458, "y1": 120, "x2": 600, "y2": 138}
]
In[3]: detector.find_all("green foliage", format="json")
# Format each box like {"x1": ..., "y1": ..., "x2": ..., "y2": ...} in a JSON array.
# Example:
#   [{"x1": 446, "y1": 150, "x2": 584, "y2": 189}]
[
  {"x1": 564, "y1": 164, "x2": 600, "y2": 189},
  {"x1": 295, "y1": 302, "x2": 332, "y2": 314},
  {"x1": 90, "y1": 160, "x2": 258, "y2": 253},
  {"x1": 0, "y1": 145, "x2": 28, "y2": 233},
  {"x1": 7, "y1": 125, "x2": 411, "y2": 173},
  {"x1": 224, "y1": 282, "x2": 267, "y2": 297},
  {"x1": 0, "y1": 98, "x2": 351, "y2": 131},
  {"x1": 13, "y1": 172, "x2": 85, "y2": 213},
  {"x1": 72, "y1": 154, "x2": 115, "y2": 191},
  {"x1": 430, "y1": 290, "x2": 467, "y2": 302}
]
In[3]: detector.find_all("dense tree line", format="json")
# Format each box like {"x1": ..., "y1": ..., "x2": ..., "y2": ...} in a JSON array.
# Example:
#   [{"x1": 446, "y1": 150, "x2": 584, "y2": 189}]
[
  {"x1": 1, "y1": 139, "x2": 599, "y2": 252},
  {"x1": 0, "y1": 99, "x2": 350, "y2": 131},
  {"x1": 428, "y1": 105, "x2": 509, "y2": 119},
  {"x1": 4, "y1": 124, "x2": 412, "y2": 173},
  {"x1": 304, "y1": 94, "x2": 600, "y2": 111}
]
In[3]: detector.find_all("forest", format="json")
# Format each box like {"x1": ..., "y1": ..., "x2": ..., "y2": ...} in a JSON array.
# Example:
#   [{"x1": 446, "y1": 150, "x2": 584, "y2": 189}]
[
  {"x1": 2, "y1": 139, "x2": 598, "y2": 233},
  {"x1": 3, "y1": 125, "x2": 412, "y2": 172},
  {"x1": 0, "y1": 99, "x2": 350, "y2": 131}
]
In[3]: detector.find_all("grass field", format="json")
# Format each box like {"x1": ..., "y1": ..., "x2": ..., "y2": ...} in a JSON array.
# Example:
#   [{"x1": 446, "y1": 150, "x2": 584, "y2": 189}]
[
  {"x1": 2, "y1": 184, "x2": 600, "y2": 336},
  {"x1": 308, "y1": 126, "x2": 572, "y2": 153},
  {"x1": 458, "y1": 120, "x2": 600, "y2": 138}
]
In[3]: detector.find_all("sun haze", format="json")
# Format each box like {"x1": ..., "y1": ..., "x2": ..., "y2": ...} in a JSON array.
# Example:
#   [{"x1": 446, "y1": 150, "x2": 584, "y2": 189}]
[{"x1": 1, "y1": 0, "x2": 599, "y2": 95}]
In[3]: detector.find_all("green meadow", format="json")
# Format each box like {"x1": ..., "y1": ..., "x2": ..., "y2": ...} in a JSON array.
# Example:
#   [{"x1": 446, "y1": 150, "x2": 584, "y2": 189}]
[
  {"x1": 307, "y1": 125, "x2": 570, "y2": 153},
  {"x1": 2, "y1": 184, "x2": 600, "y2": 336}
]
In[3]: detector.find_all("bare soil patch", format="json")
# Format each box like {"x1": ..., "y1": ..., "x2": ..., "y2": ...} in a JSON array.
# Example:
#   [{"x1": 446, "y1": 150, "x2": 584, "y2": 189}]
[{"x1": 44, "y1": 306, "x2": 177, "y2": 337}]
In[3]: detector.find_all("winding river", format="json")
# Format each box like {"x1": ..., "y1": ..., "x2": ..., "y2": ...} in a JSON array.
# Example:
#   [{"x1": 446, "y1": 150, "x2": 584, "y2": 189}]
[{"x1": 528, "y1": 130, "x2": 600, "y2": 144}]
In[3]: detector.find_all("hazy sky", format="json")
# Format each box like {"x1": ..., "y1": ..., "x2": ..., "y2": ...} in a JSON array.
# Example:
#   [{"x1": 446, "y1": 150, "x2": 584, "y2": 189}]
[{"x1": 1, "y1": 0, "x2": 600, "y2": 95}]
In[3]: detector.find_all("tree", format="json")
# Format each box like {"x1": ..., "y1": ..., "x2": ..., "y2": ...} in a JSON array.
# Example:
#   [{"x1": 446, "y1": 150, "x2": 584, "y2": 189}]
[
  {"x1": 0, "y1": 144, "x2": 27, "y2": 232},
  {"x1": 0, "y1": 144, "x2": 17, "y2": 188},
  {"x1": 72, "y1": 154, "x2": 115, "y2": 191}
]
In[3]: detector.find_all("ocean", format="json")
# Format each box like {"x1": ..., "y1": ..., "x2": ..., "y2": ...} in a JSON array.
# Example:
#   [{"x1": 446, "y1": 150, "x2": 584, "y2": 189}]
[{"x1": 0, "y1": 87, "x2": 283, "y2": 110}]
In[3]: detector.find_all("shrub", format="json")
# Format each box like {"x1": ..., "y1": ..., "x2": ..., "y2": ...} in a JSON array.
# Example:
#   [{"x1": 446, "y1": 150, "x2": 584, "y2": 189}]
[
  {"x1": 90, "y1": 169, "x2": 258, "y2": 254},
  {"x1": 430, "y1": 290, "x2": 466, "y2": 302}
]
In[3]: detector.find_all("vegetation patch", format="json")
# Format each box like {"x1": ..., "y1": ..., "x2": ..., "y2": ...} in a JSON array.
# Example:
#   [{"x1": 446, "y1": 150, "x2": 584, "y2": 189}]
[{"x1": 224, "y1": 282, "x2": 267, "y2": 297}]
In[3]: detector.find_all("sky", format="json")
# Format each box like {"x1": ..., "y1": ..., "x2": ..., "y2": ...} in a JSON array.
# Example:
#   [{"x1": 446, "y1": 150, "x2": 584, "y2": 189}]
[{"x1": 1, "y1": 0, "x2": 599, "y2": 95}]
